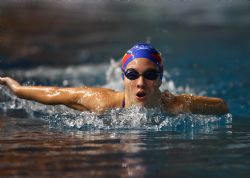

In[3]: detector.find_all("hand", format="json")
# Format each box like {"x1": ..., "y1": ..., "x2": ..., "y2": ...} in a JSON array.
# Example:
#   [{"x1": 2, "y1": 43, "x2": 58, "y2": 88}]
[
  {"x1": 0, "y1": 77, "x2": 8, "y2": 85},
  {"x1": 0, "y1": 77, "x2": 20, "y2": 92}
]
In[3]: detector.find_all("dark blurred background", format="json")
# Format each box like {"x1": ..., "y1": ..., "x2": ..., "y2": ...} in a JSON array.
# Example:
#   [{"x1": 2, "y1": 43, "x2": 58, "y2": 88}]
[{"x1": 1, "y1": 0, "x2": 250, "y2": 68}]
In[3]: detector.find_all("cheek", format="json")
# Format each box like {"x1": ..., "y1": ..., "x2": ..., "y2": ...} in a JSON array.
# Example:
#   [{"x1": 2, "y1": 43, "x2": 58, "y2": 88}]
[
  {"x1": 147, "y1": 81, "x2": 159, "y2": 92},
  {"x1": 124, "y1": 80, "x2": 136, "y2": 91},
  {"x1": 152, "y1": 79, "x2": 161, "y2": 88}
]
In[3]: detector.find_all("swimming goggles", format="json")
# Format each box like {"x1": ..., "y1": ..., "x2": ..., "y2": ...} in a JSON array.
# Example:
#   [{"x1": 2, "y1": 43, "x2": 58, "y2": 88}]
[{"x1": 123, "y1": 68, "x2": 160, "y2": 80}]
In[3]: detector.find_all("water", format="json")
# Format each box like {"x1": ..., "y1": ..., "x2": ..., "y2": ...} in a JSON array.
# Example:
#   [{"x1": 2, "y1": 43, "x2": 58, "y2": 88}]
[{"x1": 1, "y1": 1, "x2": 250, "y2": 177}]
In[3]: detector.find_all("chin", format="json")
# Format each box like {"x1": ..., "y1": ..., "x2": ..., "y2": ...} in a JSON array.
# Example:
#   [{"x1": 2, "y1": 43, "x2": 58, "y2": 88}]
[
  {"x1": 135, "y1": 99, "x2": 159, "y2": 108},
  {"x1": 136, "y1": 103, "x2": 146, "y2": 107},
  {"x1": 133, "y1": 101, "x2": 149, "y2": 107}
]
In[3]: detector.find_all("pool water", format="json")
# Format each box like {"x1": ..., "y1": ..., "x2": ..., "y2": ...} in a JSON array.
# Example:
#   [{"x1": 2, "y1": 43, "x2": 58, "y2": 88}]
[{"x1": 1, "y1": 1, "x2": 250, "y2": 177}]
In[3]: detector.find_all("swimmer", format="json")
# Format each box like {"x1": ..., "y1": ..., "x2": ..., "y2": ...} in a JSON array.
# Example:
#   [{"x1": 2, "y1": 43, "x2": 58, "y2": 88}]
[{"x1": 0, "y1": 43, "x2": 228, "y2": 115}]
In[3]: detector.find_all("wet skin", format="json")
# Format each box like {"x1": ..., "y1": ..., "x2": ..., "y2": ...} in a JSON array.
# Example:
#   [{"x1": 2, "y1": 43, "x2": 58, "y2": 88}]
[
  {"x1": 123, "y1": 58, "x2": 162, "y2": 108},
  {"x1": 0, "y1": 59, "x2": 229, "y2": 114}
]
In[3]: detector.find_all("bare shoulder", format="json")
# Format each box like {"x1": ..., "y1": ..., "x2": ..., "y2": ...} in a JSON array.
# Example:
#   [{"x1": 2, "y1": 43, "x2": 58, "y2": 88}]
[
  {"x1": 72, "y1": 86, "x2": 124, "y2": 112},
  {"x1": 161, "y1": 91, "x2": 189, "y2": 114},
  {"x1": 161, "y1": 90, "x2": 177, "y2": 105}
]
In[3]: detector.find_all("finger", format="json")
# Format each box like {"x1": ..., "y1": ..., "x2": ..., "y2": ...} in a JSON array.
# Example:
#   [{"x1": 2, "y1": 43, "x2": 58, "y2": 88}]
[{"x1": 0, "y1": 77, "x2": 6, "y2": 85}]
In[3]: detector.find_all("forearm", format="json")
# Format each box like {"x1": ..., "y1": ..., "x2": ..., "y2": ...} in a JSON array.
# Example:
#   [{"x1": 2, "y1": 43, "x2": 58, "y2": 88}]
[
  {"x1": 14, "y1": 86, "x2": 62, "y2": 104},
  {"x1": 1, "y1": 77, "x2": 112, "y2": 112},
  {"x1": 1, "y1": 77, "x2": 62, "y2": 104}
]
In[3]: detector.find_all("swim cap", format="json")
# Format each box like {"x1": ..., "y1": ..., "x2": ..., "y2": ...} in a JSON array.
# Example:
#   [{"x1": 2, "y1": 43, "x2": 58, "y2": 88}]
[{"x1": 121, "y1": 43, "x2": 163, "y2": 79}]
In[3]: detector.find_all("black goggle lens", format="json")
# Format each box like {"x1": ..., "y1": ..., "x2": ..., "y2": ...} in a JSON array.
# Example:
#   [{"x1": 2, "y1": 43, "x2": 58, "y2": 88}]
[{"x1": 124, "y1": 69, "x2": 159, "y2": 80}]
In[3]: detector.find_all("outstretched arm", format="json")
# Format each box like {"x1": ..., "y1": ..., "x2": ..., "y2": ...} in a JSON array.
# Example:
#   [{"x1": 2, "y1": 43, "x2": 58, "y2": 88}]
[
  {"x1": 0, "y1": 77, "x2": 85, "y2": 109},
  {"x1": 0, "y1": 77, "x2": 120, "y2": 112},
  {"x1": 176, "y1": 94, "x2": 229, "y2": 115}
]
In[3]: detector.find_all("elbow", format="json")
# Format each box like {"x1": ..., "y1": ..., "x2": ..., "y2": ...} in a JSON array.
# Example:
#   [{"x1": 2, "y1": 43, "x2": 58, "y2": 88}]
[{"x1": 39, "y1": 96, "x2": 55, "y2": 105}]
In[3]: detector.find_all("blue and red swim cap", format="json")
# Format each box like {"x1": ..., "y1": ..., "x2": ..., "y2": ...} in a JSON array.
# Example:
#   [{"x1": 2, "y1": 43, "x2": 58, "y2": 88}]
[{"x1": 121, "y1": 43, "x2": 163, "y2": 79}]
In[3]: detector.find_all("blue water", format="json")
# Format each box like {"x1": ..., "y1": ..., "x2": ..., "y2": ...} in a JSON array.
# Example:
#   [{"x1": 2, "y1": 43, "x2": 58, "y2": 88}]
[{"x1": 1, "y1": 1, "x2": 250, "y2": 177}]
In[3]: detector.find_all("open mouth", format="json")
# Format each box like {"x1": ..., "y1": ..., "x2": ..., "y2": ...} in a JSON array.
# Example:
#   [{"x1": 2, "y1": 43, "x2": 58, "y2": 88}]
[{"x1": 136, "y1": 91, "x2": 146, "y2": 98}]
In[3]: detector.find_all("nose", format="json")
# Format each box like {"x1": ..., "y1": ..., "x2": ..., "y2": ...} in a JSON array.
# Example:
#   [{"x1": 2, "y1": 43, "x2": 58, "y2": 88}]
[{"x1": 136, "y1": 76, "x2": 145, "y2": 88}]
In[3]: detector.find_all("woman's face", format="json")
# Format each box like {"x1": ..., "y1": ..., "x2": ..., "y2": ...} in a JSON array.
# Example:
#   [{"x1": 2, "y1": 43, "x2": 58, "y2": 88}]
[{"x1": 123, "y1": 58, "x2": 162, "y2": 108}]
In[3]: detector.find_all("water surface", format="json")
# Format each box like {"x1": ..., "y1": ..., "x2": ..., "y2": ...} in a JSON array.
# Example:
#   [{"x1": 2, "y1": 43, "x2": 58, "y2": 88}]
[{"x1": 1, "y1": 1, "x2": 250, "y2": 177}]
